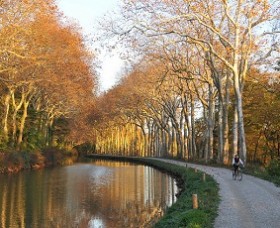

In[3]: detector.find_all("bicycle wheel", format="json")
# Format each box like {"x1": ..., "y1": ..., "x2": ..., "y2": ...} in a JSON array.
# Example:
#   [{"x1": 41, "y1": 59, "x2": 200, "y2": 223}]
[
  {"x1": 232, "y1": 170, "x2": 236, "y2": 180},
  {"x1": 237, "y1": 169, "x2": 243, "y2": 181}
]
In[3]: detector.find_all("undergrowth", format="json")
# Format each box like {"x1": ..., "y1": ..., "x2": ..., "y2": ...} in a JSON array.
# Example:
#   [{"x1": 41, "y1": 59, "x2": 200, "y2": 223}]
[{"x1": 244, "y1": 160, "x2": 280, "y2": 187}]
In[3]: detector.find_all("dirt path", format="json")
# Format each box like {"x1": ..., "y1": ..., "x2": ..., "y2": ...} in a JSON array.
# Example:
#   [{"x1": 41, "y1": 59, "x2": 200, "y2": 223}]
[{"x1": 153, "y1": 158, "x2": 280, "y2": 228}]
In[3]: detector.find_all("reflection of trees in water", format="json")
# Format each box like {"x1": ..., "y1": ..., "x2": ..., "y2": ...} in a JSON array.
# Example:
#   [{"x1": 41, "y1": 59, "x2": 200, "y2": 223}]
[
  {"x1": 0, "y1": 168, "x2": 69, "y2": 227},
  {"x1": 0, "y1": 161, "x2": 178, "y2": 227},
  {"x1": 119, "y1": 200, "x2": 164, "y2": 228},
  {"x1": 90, "y1": 163, "x2": 177, "y2": 227}
]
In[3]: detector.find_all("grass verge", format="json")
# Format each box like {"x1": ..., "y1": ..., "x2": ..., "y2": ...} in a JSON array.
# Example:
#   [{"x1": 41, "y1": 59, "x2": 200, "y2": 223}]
[
  {"x1": 87, "y1": 155, "x2": 220, "y2": 228},
  {"x1": 243, "y1": 162, "x2": 280, "y2": 187}
]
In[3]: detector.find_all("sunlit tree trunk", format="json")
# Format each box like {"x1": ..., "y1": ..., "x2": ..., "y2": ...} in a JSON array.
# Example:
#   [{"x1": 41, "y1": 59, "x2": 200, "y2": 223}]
[
  {"x1": 11, "y1": 90, "x2": 25, "y2": 146},
  {"x1": 2, "y1": 93, "x2": 11, "y2": 142},
  {"x1": 190, "y1": 95, "x2": 197, "y2": 158},
  {"x1": 17, "y1": 100, "x2": 30, "y2": 149},
  {"x1": 206, "y1": 82, "x2": 215, "y2": 162},
  {"x1": 217, "y1": 92, "x2": 224, "y2": 162},
  {"x1": 222, "y1": 74, "x2": 230, "y2": 164},
  {"x1": 235, "y1": 84, "x2": 247, "y2": 162},
  {"x1": 49, "y1": 118, "x2": 55, "y2": 147},
  {"x1": 160, "y1": 128, "x2": 167, "y2": 157},
  {"x1": 183, "y1": 122, "x2": 189, "y2": 160},
  {"x1": 181, "y1": 93, "x2": 191, "y2": 160},
  {"x1": 233, "y1": 105, "x2": 238, "y2": 158}
]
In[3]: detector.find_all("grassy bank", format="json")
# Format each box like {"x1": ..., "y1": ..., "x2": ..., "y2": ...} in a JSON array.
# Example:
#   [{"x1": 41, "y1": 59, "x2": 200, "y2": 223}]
[
  {"x1": 87, "y1": 155, "x2": 220, "y2": 228},
  {"x1": 0, "y1": 147, "x2": 78, "y2": 174},
  {"x1": 243, "y1": 161, "x2": 280, "y2": 187}
]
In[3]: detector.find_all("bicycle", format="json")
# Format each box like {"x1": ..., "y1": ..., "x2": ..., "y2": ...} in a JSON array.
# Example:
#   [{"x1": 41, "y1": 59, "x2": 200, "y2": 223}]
[{"x1": 232, "y1": 166, "x2": 243, "y2": 181}]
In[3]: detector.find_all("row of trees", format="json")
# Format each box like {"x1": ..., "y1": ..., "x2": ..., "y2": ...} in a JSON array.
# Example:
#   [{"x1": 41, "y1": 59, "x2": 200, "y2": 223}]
[
  {"x1": 0, "y1": 0, "x2": 97, "y2": 151},
  {"x1": 92, "y1": 59, "x2": 280, "y2": 164},
  {"x1": 92, "y1": 0, "x2": 280, "y2": 165}
]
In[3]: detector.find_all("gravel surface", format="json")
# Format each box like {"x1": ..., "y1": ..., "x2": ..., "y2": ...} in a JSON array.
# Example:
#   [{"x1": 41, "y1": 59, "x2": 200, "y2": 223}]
[{"x1": 153, "y1": 158, "x2": 280, "y2": 228}]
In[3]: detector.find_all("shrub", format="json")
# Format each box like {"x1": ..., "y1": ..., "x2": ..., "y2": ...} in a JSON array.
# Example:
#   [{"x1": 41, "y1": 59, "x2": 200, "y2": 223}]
[
  {"x1": 29, "y1": 151, "x2": 45, "y2": 169},
  {"x1": 265, "y1": 159, "x2": 280, "y2": 186},
  {"x1": 266, "y1": 159, "x2": 280, "y2": 177},
  {"x1": 42, "y1": 147, "x2": 78, "y2": 166},
  {"x1": 2, "y1": 152, "x2": 25, "y2": 172}
]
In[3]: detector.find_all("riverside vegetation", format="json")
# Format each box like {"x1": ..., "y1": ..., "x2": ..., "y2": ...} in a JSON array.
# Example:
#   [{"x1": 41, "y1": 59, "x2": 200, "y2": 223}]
[
  {"x1": 0, "y1": 147, "x2": 78, "y2": 174},
  {"x1": 244, "y1": 160, "x2": 280, "y2": 187}
]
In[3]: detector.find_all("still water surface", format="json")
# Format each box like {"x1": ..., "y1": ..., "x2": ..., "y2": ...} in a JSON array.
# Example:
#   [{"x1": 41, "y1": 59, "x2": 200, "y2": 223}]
[{"x1": 0, "y1": 160, "x2": 178, "y2": 228}]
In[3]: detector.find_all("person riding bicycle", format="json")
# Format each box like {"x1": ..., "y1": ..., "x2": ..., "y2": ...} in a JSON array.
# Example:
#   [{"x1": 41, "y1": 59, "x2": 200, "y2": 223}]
[{"x1": 232, "y1": 154, "x2": 244, "y2": 174}]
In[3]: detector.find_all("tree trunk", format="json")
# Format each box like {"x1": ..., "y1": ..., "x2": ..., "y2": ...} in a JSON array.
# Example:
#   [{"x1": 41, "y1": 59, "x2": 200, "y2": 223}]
[
  {"x1": 49, "y1": 118, "x2": 55, "y2": 146},
  {"x1": 232, "y1": 105, "x2": 238, "y2": 159},
  {"x1": 222, "y1": 75, "x2": 230, "y2": 164},
  {"x1": 236, "y1": 88, "x2": 247, "y2": 163},
  {"x1": 2, "y1": 93, "x2": 11, "y2": 142},
  {"x1": 207, "y1": 82, "x2": 215, "y2": 162},
  {"x1": 218, "y1": 93, "x2": 224, "y2": 163},
  {"x1": 17, "y1": 100, "x2": 30, "y2": 149},
  {"x1": 191, "y1": 97, "x2": 197, "y2": 158}
]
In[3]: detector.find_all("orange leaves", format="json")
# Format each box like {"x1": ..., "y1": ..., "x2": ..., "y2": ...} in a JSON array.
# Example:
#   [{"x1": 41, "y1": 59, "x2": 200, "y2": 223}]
[{"x1": 0, "y1": 0, "x2": 97, "y2": 148}]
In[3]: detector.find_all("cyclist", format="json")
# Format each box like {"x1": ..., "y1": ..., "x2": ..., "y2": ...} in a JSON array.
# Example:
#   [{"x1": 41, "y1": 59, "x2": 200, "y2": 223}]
[{"x1": 232, "y1": 154, "x2": 244, "y2": 175}]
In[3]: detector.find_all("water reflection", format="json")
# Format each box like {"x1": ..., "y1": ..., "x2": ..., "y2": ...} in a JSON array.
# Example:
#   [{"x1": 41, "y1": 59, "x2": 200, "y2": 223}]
[{"x1": 0, "y1": 160, "x2": 178, "y2": 228}]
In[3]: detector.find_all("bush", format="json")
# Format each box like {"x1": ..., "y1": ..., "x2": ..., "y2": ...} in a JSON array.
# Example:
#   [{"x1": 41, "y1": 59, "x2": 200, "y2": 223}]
[
  {"x1": 1, "y1": 152, "x2": 25, "y2": 173},
  {"x1": 0, "y1": 147, "x2": 78, "y2": 174},
  {"x1": 29, "y1": 151, "x2": 45, "y2": 169},
  {"x1": 266, "y1": 159, "x2": 280, "y2": 177},
  {"x1": 265, "y1": 159, "x2": 280, "y2": 186},
  {"x1": 42, "y1": 147, "x2": 78, "y2": 166}
]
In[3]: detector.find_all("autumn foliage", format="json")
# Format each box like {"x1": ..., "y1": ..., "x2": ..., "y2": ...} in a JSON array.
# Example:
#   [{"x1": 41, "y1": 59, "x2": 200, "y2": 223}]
[
  {"x1": 1, "y1": 0, "x2": 279, "y2": 172},
  {"x1": 92, "y1": 0, "x2": 280, "y2": 167},
  {"x1": 0, "y1": 0, "x2": 97, "y2": 152}
]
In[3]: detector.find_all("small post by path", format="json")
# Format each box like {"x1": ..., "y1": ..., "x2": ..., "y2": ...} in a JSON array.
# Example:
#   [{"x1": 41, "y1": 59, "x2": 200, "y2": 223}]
[
  {"x1": 202, "y1": 173, "x2": 206, "y2": 182},
  {"x1": 192, "y1": 194, "x2": 198, "y2": 209}
]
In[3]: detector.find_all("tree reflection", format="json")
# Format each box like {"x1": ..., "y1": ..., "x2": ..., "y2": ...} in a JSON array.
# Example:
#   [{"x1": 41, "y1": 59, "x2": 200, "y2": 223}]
[{"x1": 0, "y1": 161, "x2": 178, "y2": 227}]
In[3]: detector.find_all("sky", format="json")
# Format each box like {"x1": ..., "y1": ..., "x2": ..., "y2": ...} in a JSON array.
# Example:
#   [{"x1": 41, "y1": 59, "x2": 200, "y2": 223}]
[{"x1": 56, "y1": 0, "x2": 124, "y2": 91}]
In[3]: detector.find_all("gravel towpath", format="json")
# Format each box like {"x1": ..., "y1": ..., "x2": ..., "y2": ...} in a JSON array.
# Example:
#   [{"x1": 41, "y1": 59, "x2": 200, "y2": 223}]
[{"x1": 153, "y1": 158, "x2": 280, "y2": 228}]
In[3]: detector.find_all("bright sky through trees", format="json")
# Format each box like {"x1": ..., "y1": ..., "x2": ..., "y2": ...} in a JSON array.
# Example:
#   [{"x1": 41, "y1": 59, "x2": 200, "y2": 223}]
[{"x1": 56, "y1": 0, "x2": 124, "y2": 91}]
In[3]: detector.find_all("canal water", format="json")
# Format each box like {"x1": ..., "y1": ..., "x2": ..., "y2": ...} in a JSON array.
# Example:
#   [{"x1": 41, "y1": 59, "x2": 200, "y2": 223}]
[{"x1": 0, "y1": 159, "x2": 178, "y2": 228}]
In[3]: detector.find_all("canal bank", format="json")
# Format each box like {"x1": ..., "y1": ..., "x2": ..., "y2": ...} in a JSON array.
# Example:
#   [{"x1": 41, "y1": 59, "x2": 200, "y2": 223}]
[
  {"x1": 87, "y1": 155, "x2": 220, "y2": 228},
  {"x1": 0, "y1": 147, "x2": 78, "y2": 174}
]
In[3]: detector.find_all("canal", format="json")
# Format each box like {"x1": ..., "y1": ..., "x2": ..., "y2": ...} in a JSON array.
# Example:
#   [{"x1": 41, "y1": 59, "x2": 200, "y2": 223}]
[{"x1": 0, "y1": 159, "x2": 179, "y2": 227}]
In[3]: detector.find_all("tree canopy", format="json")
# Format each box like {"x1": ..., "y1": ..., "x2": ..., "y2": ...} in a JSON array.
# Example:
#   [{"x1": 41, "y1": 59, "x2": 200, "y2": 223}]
[
  {"x1": 91, "y1": 0, "x2": 280, "y2": 165},
  {"x1": 0, "y1": 0, "x2": 97, "y2": 151}
]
